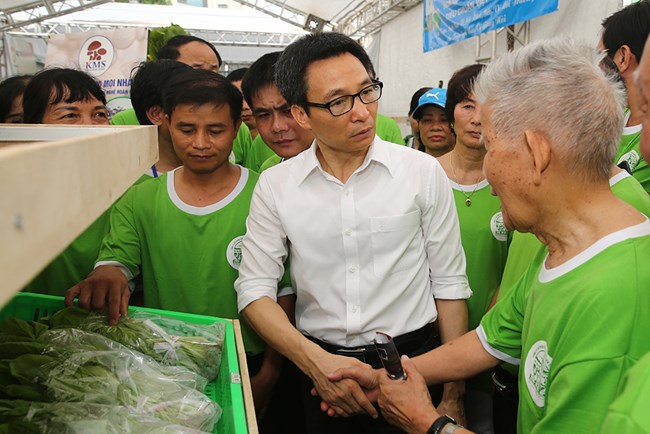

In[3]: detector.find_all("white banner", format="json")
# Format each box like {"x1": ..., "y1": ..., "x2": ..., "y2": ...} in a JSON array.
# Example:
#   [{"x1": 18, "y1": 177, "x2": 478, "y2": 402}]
[{"x1": 45, "y1": 28, "x2": 148, "y2": 117}]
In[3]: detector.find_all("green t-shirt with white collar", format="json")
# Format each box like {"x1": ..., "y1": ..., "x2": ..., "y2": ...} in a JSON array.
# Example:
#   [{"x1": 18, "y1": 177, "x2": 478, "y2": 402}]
[
  {"x1": 96, "y1": 166, "x2": 265, "y2": 354},
  {"x1": 479, "y1": 221, "x2": 650, "y2": 434},
  {"x1": 616, "y1": 111, "x2": 650, "y2": 192},
  {"x1": 450, "y1": 180, "x2": 510, "y2": 331},
  {"x1": 600, "y1": 352, "x2": 650, "y2": 434}
]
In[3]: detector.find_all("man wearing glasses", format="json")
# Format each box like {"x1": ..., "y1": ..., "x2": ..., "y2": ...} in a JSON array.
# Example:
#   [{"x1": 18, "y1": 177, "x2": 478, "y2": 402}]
[{"x1": 235, "y1": 32, "x2": 471, "y2": 433}]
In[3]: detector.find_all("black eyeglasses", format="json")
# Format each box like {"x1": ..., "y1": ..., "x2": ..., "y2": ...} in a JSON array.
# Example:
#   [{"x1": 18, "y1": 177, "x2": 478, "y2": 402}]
[{"x1": 306, "y1": 81, "x2": 383, "y2": 117}]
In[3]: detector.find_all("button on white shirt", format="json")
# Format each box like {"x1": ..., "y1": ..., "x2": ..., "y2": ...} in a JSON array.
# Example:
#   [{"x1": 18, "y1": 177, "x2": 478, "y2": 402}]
[{"x1": 236, "y1": 136, "x2": 471, "y2": 347}]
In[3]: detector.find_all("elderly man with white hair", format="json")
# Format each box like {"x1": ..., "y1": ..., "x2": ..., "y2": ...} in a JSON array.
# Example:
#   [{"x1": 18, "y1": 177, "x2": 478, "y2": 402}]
[{"x1": 326, "y1": 38, "x2": 650, "y2": 434}]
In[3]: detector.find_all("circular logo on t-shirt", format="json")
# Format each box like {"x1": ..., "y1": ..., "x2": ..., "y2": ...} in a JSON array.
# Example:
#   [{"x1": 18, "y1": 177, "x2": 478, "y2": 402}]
[
  {"x1": 490, "y1": 212, "x2": 508, "y2": 242},
  {"x1": 78, "y1": 36, "x2": 114, "y2": 77},
  {"x1": 525, "y1": 340, "x2": 553, "y2": 408},
  {"x1": 226, "y1": 236, "x2": 244, "y2": 270},
  {"x1": 618, "y1": 150, "x2": 640, "y2": 171}
]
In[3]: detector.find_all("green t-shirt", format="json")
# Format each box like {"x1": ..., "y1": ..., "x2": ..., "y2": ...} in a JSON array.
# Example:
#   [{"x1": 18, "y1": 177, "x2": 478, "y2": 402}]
[
  {"x1": 259, "y1": 154, "x2": 283, "y2": 173},
  {"x1": 110, "y1": 108, "x2": 253, "y2": 168},
  {"x1": 239, "y1": 134, "x2": 275, "y2": 172},
  {"x1": 616, "y1": 119, "x2": 650, "y2": 192},
  {"x1": 109, "y1": 108, "x2": 139, "y2": 125},
  {"x1": 23, "y1": 210, "x2": 111, "y2": 296},
  {"x1": 376, "y1": 114, "x2": 405, "y2": 145},
  {"x1": 480, "y1": 222, "x2": 650, "y2": 433},
  {"x1": 496, "y1": 171, "x2": 650, "y2": 378},
  {"x1": 96, "y1": 167, "x2": 265, "y2": 355},
  {"x1": 600, "y1": 352, "x2": 650, "y2": 434},
  {"x1": 450, "y1": 180, "x2": 509, "y2": 331}
]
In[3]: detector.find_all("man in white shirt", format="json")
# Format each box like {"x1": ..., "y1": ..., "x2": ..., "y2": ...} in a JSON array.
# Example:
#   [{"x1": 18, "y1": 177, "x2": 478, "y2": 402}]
[{"x1": 235, "y1": 32, "x2": 471, "y2": 433}]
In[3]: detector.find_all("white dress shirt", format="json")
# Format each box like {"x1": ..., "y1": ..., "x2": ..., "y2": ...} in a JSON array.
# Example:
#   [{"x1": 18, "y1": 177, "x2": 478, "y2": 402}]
[{"x1": 236, "y1": 136, "x2": 471, "y2": 347}]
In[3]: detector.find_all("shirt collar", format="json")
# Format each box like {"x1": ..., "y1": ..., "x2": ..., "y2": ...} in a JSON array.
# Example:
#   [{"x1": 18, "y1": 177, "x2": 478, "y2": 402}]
[{"x1": 295, "y1": 135, "x2": 395, "y2": 185}]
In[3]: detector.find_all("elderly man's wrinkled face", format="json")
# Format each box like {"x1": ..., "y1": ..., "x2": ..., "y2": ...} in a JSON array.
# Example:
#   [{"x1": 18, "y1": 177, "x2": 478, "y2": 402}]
[{"x1": 482, "y1": 106, "x2": 532, "y2": 232}]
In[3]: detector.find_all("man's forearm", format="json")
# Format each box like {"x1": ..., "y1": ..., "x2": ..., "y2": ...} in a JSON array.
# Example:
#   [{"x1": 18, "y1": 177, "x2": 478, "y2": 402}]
[
  {"x1": 435, "y1": 299, "x2": 468, "y2": 406},
  {"x1": 436, "y1": 299, "x2": 468, "y2": 345},
  {"x1": 413, "y1": 330, "x2": 500, "y2": 385},
  {"x1": 241, "y1": 296, "x2": 323, "y2": 374}
]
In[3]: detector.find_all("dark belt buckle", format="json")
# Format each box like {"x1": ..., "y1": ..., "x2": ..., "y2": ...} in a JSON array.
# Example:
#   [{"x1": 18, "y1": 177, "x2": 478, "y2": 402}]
[{"x1": 336, "y1": 348, "x2": 367, "y2": 363}]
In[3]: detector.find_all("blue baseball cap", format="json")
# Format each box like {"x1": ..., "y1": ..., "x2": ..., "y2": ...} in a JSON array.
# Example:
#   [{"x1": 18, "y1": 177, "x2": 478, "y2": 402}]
[{"x1": 412, "y1": 88, "x2": 447, "y2": 120}]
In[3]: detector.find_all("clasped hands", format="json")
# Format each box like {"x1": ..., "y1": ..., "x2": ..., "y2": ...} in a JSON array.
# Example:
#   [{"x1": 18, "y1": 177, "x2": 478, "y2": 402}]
[{"x1": 311, "y1": 354, "x2": 443, "y2": 433}]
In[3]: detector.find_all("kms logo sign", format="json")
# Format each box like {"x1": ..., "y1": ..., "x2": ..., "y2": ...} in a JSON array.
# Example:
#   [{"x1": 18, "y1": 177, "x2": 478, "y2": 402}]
[{"x1": 78, "y1": 36, "x2": 114, "y2": 77}]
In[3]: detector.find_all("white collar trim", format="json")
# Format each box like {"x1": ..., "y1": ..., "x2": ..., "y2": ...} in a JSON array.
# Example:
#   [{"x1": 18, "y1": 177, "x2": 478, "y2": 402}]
[
  {"x1": 538, "y1": 219, "x2": 650, "y2": 283},
  {"x1": 609, "y1": 170, "x2": 631, "y2": 187},
  {"x1": 623, "y1": 110, "x2": 642, "y2": 135},
  {"x1": 166, "y1": 166, "x2": 249, "y2": 215}
]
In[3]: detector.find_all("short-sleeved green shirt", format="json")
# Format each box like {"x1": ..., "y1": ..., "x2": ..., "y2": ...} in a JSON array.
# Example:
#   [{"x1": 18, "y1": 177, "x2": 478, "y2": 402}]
[
  {"x1": 496, "y1": 171, "x2": 650, "y2": 378},
  {"x1": 449, "y1": 180, "x2": 509, "y2": 331},
  {"x1": 259, "y1": 154, "x2": 283, "y2": 172},
  {"x1": 109, "y1": 108, "x2": 139, "y2": 125},
  {"x1": 616, "y1": 115, "x2": 650, "y2": 191},
  {"x1": 600, "y1": 352, "x2": 650, "y2": 434},
  {"x1": 479, "y1": 222, "x2": 650, "y2": 433},
  {"x1": 376, "y1": 114, "x2": 405, "y2": 145},
  {"x1": 96, "y1": 167, "x2": 265, "y2": 354},
  {"x1": 240, "y1": 134, "x2": 275, "y2": 172}
]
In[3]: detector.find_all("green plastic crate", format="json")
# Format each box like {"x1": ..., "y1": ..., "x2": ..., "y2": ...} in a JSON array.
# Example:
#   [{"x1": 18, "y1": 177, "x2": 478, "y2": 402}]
[{"x1": 0, "y1": 292, "x2": 250, "y2": 434}]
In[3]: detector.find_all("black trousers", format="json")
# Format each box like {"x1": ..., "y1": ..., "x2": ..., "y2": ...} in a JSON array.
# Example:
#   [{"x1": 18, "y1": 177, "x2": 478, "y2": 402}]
[
  {"x1": 300, "y1": 324, "x2": 442, "y2": 434},
  {"x1": 491, "y1": 365, "x2": 518, "y2": 434}
]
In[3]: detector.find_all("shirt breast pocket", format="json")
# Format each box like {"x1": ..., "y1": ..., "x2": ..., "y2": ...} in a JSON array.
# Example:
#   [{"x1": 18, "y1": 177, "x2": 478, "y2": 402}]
[{"x1": 370, "y1": 210, "x2": 422, "y2": 277}]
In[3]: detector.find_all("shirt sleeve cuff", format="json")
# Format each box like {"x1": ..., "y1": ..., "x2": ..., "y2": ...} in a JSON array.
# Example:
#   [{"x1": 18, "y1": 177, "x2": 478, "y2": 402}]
[
  {"x1": 236, "y1": 278, "x2": 279, "y2": 312},
  {"x1": 277, "y1": 285, "x2": 295, "y2": 297},
  {"x1": 432, "y1": 282, "x2": 473, "y2": 300},
  {"x1": 476, "y1": 325, "x2": 521, "y2": 366}
]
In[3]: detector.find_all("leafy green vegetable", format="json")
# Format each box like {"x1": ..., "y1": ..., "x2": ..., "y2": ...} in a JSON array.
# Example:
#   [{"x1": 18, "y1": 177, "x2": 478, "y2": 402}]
[
  {"x1": 0, "y1": 399, "x2": 214, "y2": 433},
  {"x1": 0, "y1": 318, "x2": 48, "y2": 341},
  {"x1": 43, "y1": 307, "x2": 225, "y2": 380}
]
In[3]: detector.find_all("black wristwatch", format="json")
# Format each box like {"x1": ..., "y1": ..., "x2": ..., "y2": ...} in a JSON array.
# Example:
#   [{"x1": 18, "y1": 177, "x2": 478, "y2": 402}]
[{"x1": 426, "y1": 415, "x2": 460, "y2": 434}]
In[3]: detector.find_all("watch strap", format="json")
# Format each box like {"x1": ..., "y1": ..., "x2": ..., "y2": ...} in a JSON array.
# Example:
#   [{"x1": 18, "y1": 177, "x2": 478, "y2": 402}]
[
  {"x1": 443, "y1": 422, "x2": 462, "y2": 434},
  {"x1": 426, "y1": 415, "x2": 456, "y2": 434}
]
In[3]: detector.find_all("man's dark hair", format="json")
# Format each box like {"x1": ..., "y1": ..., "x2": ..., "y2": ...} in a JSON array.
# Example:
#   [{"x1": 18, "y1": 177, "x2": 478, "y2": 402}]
[
  {"x1": 130, "y1": 60, "x2": 192, "y2": 125},
  {"x1": 0, "y1": 75, "x2": 31, "y2": 122},
  {"x1": 274, "y1": 32, "x2": 376, "y2": 110},
  {"x1": 158, "y1": 35, "x2": 222, "y2": 68},
  {"x1": 162, "y1": 68, "x2": 242, "y2": 124},
  {"x1": 601, "y1": 0, "x2": 650, "y2": 63},
  {"x1": 23, "y1": 68, "x2": 106, "y2": 124},
  {"x1": 241, "y1": 51, "x2": 281, "y2": 108},
  {"x1": 408, "y1": 87, "x2": 433, "y2": 116},
  {"x1": 226, "y1": 67, "x2": 248, "y2": 83},
  {"x1": 445, "y1": 64, "x2": 486, "y2": 123}
]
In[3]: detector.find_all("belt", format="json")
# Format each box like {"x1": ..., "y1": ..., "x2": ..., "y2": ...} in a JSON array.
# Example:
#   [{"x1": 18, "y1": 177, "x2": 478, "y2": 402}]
[{"x1": 306, "y1": 323, "x2": 439, "y2": 368}]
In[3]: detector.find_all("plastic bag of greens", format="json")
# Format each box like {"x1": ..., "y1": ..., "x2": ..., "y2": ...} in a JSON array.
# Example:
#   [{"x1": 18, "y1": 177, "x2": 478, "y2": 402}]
[
  {"x1": 0, "y1": 399, "x2": 213, "y2": 434},
  {"x1": 2, "y1": 328, "x2": 220, "y2": 431},
  {"x1": 42, "y1": 307, "x2": 225, "y2": 380},
  {"x1": 39, "y1": 328, "x2": 207, "y2": 391}
]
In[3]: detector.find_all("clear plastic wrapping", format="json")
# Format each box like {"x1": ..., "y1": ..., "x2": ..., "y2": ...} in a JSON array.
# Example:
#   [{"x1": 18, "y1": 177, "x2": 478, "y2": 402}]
[
  {"x1": 42, "y1": 308, "x2": 225, "y2": 380},
  {"x1": 0, "y1": 399, "x2": 214, "y2": 434}
]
